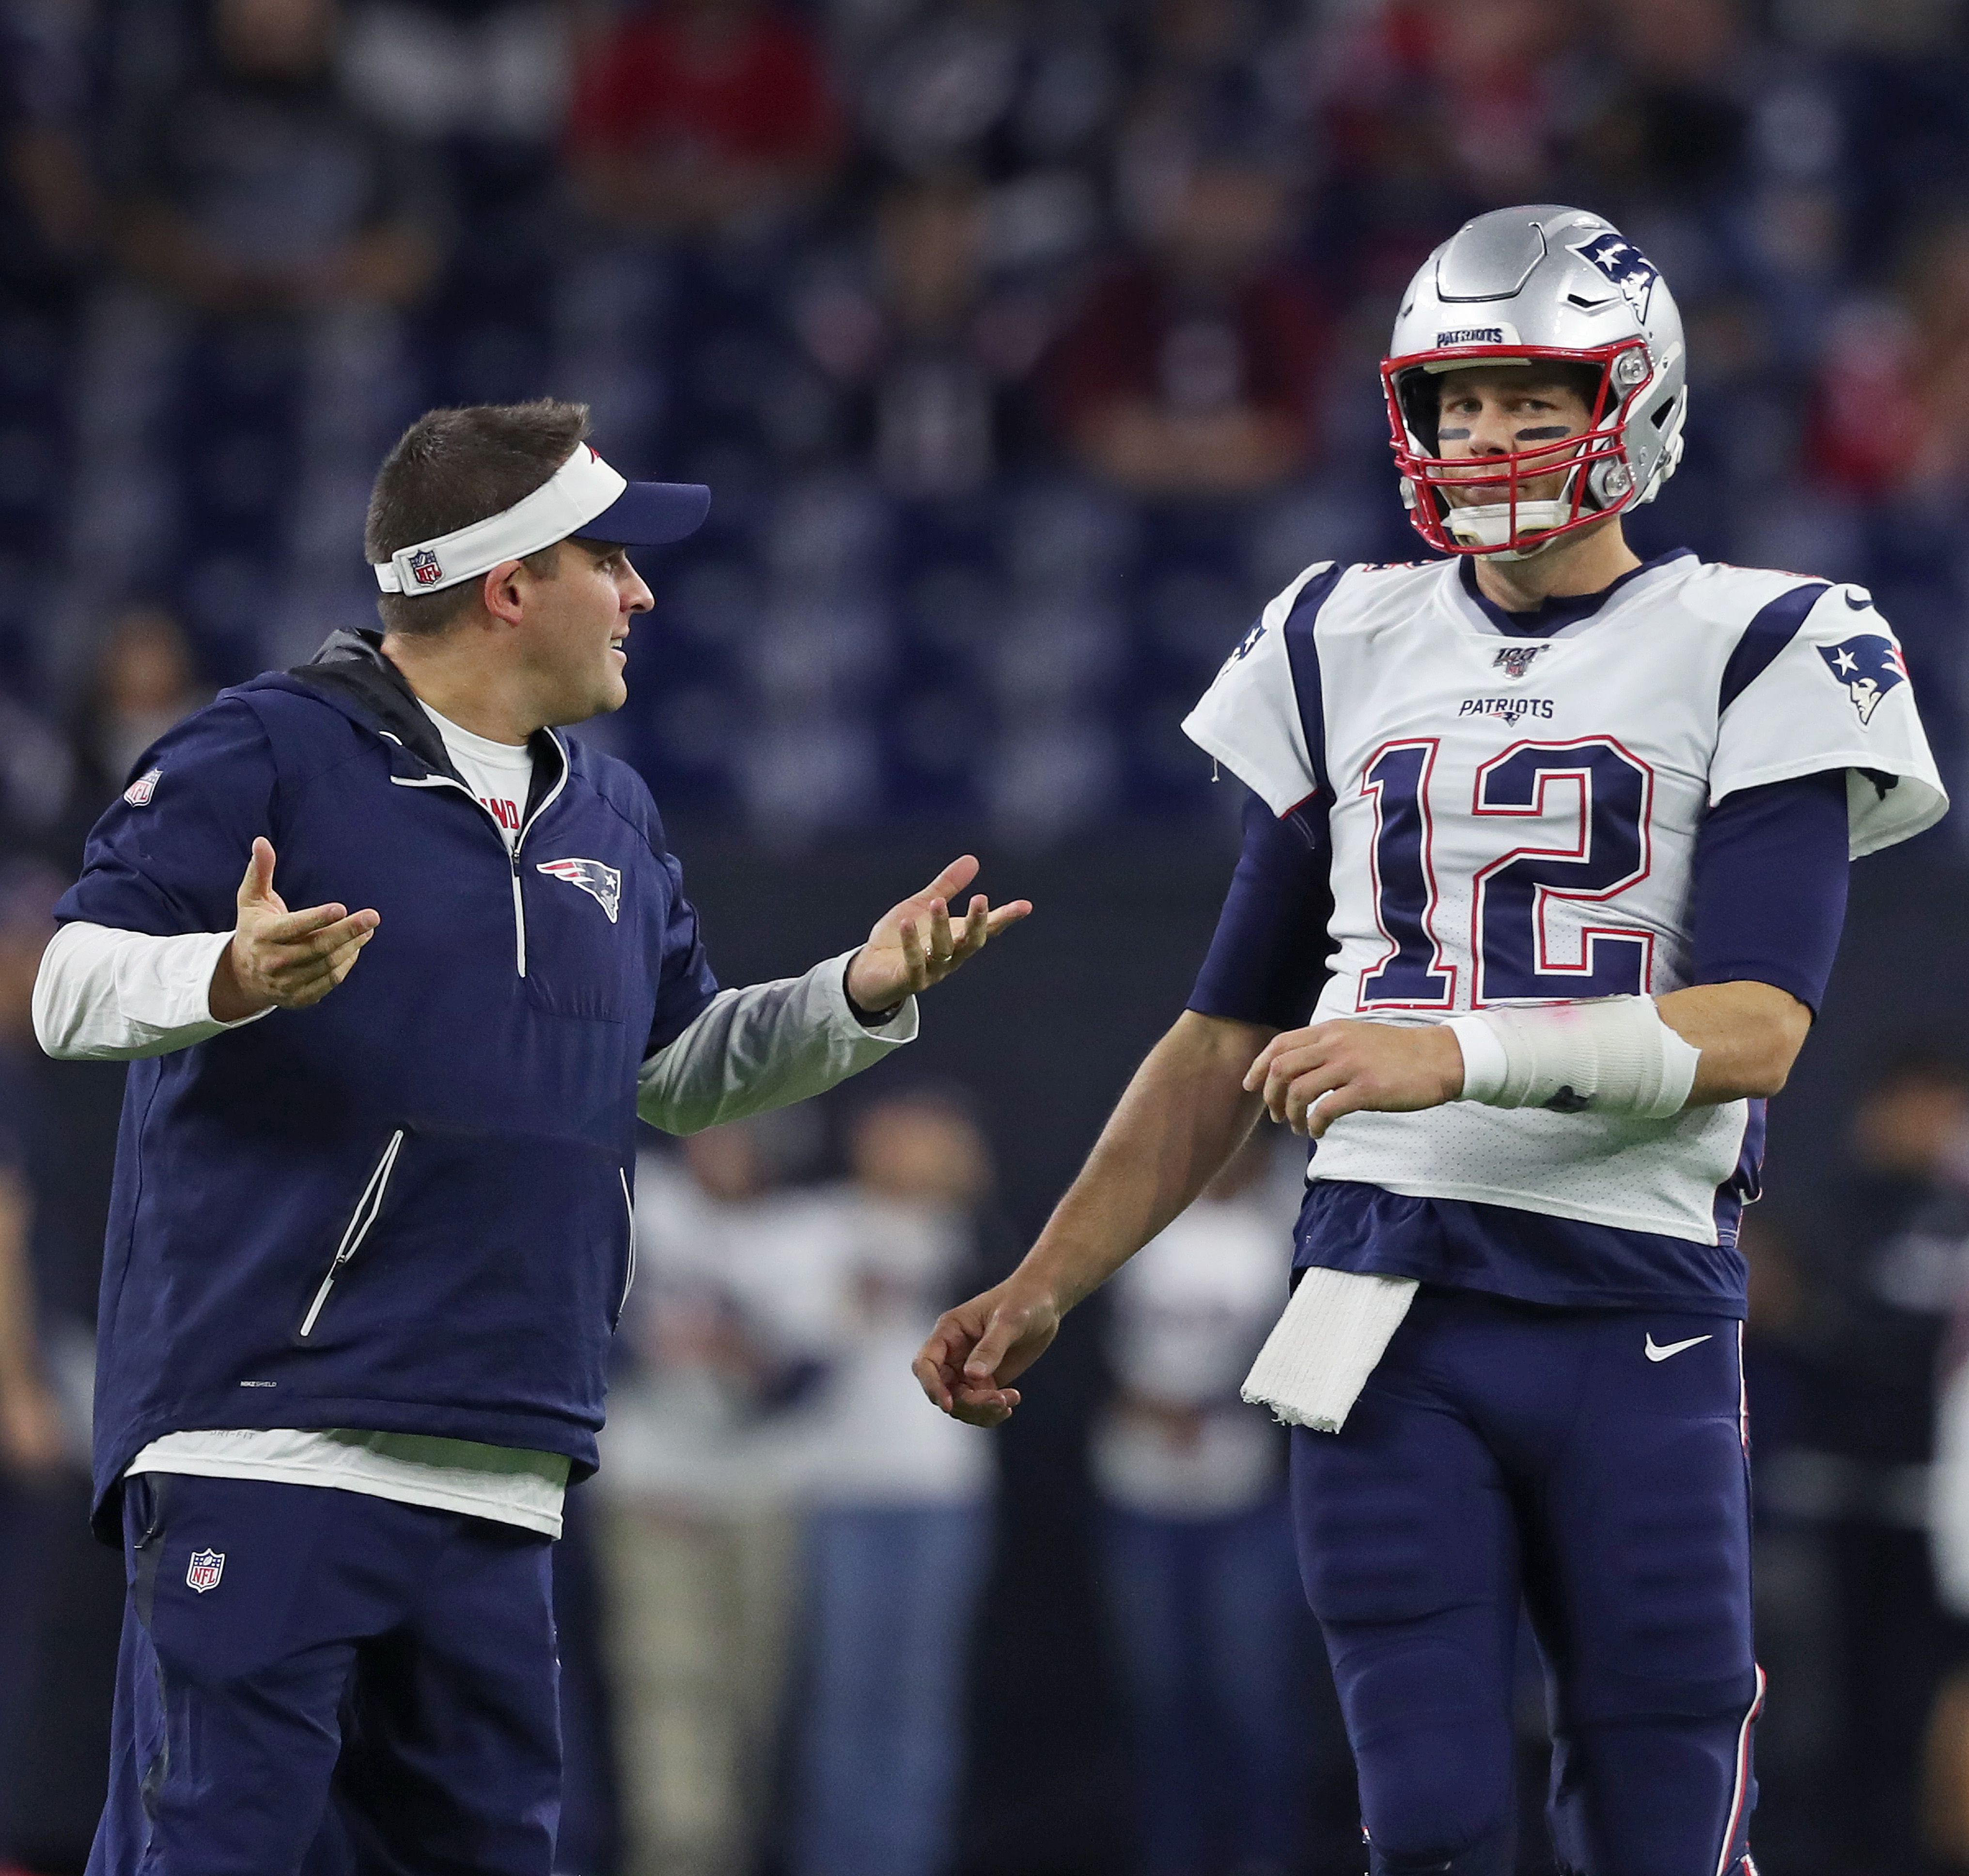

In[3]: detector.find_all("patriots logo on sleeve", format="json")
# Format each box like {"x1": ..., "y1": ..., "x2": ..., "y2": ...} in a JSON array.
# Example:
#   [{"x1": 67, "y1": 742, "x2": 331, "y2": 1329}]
[
  {"x1": 1229, "y1": 618, "x2": 1266, "y2": 663},
  {"x1": 536, "y1": 858, "x2": 622, "y2": 923},
  {"x1": 1817, "y1": 635, "x2": 1906, "y2": 725}
]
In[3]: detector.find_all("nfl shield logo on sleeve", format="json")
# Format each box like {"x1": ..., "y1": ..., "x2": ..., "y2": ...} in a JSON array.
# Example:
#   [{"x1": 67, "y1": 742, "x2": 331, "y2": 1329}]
[
  {"x1": 408, "y1": 547, "x2": 443, "y2": 587},
  {"x1": 124, "y1": 768, "x2": 161, "y2": 806},
  {"x1": 186, "y1": 1549, "x2": 225, "y2": 1593}
]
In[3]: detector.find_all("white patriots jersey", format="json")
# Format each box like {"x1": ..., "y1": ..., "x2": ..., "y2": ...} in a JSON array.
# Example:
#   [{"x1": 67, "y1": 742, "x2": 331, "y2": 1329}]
[{"x1": 1183, "y1": 552, "x2": 1947, "y2": 1244}]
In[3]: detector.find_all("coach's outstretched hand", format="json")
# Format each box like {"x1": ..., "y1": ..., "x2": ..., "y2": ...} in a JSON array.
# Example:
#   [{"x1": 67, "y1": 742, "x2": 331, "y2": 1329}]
[
  {"x1": 845, "y1": 854, "x2": 1031, "y2": 1014},
  {"x1": 208, "y1": 838, "x2": 380, "y2": 1021}
]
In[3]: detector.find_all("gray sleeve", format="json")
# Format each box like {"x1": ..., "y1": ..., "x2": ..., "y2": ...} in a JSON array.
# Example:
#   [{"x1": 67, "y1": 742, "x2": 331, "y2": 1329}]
[{"x1": 635, "y1": 950, "x2": 918, "y2": 1135}]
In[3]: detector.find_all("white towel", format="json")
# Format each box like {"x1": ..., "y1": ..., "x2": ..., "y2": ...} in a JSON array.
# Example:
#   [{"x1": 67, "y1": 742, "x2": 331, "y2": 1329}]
[{"x1": 1241, "y1": 1266, "x2": 1419, "y2": 1433}]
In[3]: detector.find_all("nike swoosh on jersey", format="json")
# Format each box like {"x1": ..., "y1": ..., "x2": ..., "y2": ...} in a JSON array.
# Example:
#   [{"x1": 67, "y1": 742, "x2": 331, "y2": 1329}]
[
  {"x1": 1644, "y1": 1332, "x2": 1714, "y2": 1362},
  {"x1": 1843, "y1": 591, "x2": 1870, "y2": 609}
]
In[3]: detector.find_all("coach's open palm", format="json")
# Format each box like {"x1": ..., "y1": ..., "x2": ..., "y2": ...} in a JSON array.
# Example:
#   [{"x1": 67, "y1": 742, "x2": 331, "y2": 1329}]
[
  {"x1": 208, "y1": 838, "x2": 381, "y2": 1021},
  {"x1": 844, "y1": 854, "x2": 1031, "y2": 1013}
]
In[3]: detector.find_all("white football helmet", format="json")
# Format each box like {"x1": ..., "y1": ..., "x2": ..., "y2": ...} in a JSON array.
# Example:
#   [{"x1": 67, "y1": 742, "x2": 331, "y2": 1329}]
[{"x1": 1382, "y1": 204, "x2": 1688, "y2": 559}]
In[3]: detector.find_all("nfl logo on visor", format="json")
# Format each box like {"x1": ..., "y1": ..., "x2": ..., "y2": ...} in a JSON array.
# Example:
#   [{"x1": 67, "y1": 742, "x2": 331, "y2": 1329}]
[
  {"x1": 186, "y1": 1549, "x2": 225, "y2": 1593},
  {"x1": 408, "y1": 548, "x2": 443, "y2": 587}
]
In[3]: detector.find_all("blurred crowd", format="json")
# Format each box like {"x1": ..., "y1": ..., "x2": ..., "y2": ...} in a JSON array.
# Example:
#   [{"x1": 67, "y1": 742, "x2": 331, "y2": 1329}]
[
  {"x1": 3, "y1": 0, "x2": 1969, "y2": 847},
  {"x1": 10, "y1": 2, "x2": 1969, "y2": 1874}
]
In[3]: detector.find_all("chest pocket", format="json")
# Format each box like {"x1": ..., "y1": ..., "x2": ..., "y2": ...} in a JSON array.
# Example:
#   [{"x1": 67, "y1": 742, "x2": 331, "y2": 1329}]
[{"x1": 522, "y1": 844, "x2": 646, "y2": 1024}]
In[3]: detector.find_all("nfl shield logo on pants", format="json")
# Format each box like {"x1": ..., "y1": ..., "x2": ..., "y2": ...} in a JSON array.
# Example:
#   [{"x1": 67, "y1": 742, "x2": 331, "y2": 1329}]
[{"x1": 186, "y1": 1549, "x2": 225, "y2": 1593}]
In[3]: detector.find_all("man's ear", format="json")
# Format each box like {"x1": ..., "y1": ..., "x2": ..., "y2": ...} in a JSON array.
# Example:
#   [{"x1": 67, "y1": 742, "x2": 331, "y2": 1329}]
[{"x1": 480, "y1": 559, "x2": 529, "y2": 627}]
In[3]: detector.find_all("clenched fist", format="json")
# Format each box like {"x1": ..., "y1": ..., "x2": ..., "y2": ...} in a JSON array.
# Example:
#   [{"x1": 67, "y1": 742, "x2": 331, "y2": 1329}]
[{"x1": 208, "y1": 838, "x2": 379, "y2": 1022}]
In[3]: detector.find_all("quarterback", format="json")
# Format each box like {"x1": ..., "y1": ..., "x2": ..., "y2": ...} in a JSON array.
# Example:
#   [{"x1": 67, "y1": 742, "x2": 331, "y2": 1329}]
[{"x1": 917, "y1": 205, "x2": 1947, "y2": 1873}]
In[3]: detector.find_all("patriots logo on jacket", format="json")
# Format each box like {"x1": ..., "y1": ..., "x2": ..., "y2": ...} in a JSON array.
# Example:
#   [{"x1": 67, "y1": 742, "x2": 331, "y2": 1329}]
[
  {"x1": 1569, "y1": 231, "x2": 1659, "y2": 320},
  {"x1": 1492, "y1": 643, "x2": 1547, "y2": 681},
  {"x1": 536, "y1": 858, "x2": 622, "y2": 923},
  {"x1": 1817, "y1": 635, "x2": 1906, "y2": 725}
]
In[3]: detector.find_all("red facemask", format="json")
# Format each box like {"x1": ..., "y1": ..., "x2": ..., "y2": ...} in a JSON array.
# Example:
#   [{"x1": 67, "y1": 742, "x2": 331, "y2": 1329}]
[{"x1": 1381, "y1": 340, "x2": 1655, "y2": 558}]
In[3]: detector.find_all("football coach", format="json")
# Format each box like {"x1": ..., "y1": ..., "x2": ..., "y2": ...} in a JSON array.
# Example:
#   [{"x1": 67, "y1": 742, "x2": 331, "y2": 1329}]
[{"x1": 31, "y1": 399, "x2": 1029, "y2": 1875}]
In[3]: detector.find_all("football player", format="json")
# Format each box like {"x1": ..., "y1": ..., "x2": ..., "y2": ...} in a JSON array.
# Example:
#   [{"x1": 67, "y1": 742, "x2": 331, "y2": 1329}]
[{"x1": 915, "y1": 204, "x2": 1948, "y2": 1874}]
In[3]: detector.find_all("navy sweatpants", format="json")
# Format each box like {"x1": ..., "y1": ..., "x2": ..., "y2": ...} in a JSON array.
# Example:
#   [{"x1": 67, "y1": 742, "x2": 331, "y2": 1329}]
[
  {"x1": 1291, "y1": 1288, "x2": 1761, "y2": 1876},
  {"x1": 86, "y1": 1473, "x2": 562, "y2": 1876}
]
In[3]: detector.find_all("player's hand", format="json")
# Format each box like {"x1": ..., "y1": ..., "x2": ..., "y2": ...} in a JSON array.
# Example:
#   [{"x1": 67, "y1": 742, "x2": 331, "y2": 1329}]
[
  {"x1": 209, "y1": 838, "x2": 380, "y2": 1022},
  {"x1": 1245, "y1": 1018, "x2": 1464, "y2": 1139},
  {"x1": 913, "y1": 1274, "x2": 1062, "y2": 1428},
  {"x1": 845, "y1": 855, "x2": 1031, "y2": 1015}
]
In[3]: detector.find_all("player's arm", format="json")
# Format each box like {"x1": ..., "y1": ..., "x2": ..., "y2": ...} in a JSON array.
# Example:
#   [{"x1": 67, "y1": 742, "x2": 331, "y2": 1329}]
[
  {"x1": 1250, "y1": 770, "x2": 1849, "y2": 1134},
  {"x1": 913, "y1": 1011, "x2": 1270, "y2": 1426},
  {"x1": 916, "y1": 791, "x2": 1327, "y2": 1426},
  {"x1": 1655, "y1": 766, "x2": 1848, "y2": 1098}
]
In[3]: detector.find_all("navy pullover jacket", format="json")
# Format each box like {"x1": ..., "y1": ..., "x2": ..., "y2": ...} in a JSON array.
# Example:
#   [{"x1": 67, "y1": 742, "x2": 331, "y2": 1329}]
[{"x1": 59, "y1": 631, "x2": 720, "y2": 1537}]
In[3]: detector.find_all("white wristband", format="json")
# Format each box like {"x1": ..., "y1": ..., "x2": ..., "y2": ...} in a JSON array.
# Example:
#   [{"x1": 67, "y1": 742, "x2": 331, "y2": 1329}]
[{"x1": 1445, "y1": 998, "x2": 1699, "y2": 1122}]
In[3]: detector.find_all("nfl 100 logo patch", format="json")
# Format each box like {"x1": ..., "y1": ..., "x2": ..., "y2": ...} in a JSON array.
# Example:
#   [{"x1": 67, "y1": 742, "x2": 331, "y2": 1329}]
[
  {"x1": 1492, "y1": 644, "x2": 1548, "y2": 681},
  {"x1": 409, "y1": 547, "x2": 443, "y2": 587},
  {"x1": 186, "y1": 1548, "x2": 225, "y2": 1593}
]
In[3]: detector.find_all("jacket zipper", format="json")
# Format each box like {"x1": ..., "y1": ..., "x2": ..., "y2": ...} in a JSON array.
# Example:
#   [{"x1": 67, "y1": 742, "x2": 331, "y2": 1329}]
[
  {"x1": 616, "y1": 1167, "x2": 637, "y2": 1321},
  {"x1": 298, "y1": 1128, "x2": 406, "y2": 1338},
  {"x1": 387, "y1": 732, "x2": 568, "y2": 980},
  {"x1": 509, "y1": 850, "x2": 527, "y2": 976}
]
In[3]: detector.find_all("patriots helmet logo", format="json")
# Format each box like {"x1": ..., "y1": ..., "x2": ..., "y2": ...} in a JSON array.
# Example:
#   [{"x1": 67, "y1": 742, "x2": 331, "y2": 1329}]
[
  {"x1": 408, "y1": 548, "x2": 443, "y2": 587},
  {"x1": 536, "y1": 858, "x2": 622, "y2": 923},
  {"x1": 1817, "y1": 634, "x2": 1906, "y2": 725},
  {"x1": 1569, "y1": 231, "x2": 1660, "y2": 321},
  {"x1": 186, "y1": 1549, "x2": 225, "y2": 1593},
  {"x1": 1492, "y1": 643, "x2": 1547, "y2": 680}
]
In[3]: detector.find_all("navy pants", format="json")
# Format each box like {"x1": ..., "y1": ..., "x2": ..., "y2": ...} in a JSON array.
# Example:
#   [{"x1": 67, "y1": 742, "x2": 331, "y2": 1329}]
[
  {"x1": 86, "y1": 1473, "x2": 561, "y2": 1876},
  {"x1": 1291, "y1": 1288, "x2": 1761, "y2": 1876}
]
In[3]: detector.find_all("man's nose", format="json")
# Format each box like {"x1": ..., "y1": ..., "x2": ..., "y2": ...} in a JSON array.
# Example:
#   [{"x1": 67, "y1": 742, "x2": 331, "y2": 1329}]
[{"x1": 1464, "y1": 407, "x2": 1518, "y2": 455}]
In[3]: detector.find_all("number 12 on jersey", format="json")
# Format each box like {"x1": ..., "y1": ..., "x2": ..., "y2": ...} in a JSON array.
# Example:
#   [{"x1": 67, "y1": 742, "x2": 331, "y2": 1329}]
[{"x1": 1359, "y1": 736, "x2": 1655, "y2": 1010}]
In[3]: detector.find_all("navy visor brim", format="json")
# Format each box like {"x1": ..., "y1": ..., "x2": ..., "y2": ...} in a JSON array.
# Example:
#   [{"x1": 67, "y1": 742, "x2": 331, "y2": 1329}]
[{"x1": 578, "y1": 480, "x2": 712, "y2": 548}]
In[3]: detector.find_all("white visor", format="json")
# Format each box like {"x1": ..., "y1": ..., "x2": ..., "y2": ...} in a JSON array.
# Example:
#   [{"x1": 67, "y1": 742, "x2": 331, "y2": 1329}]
[{"x1": 372, "y1": 444, "x2": 711, "y2": 594}]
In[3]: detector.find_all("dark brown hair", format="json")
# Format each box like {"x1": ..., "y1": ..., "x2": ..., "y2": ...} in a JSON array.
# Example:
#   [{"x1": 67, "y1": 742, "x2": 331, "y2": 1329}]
[{"x1": 364, "y1": 399, "x2": 592, "y2": 636}]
